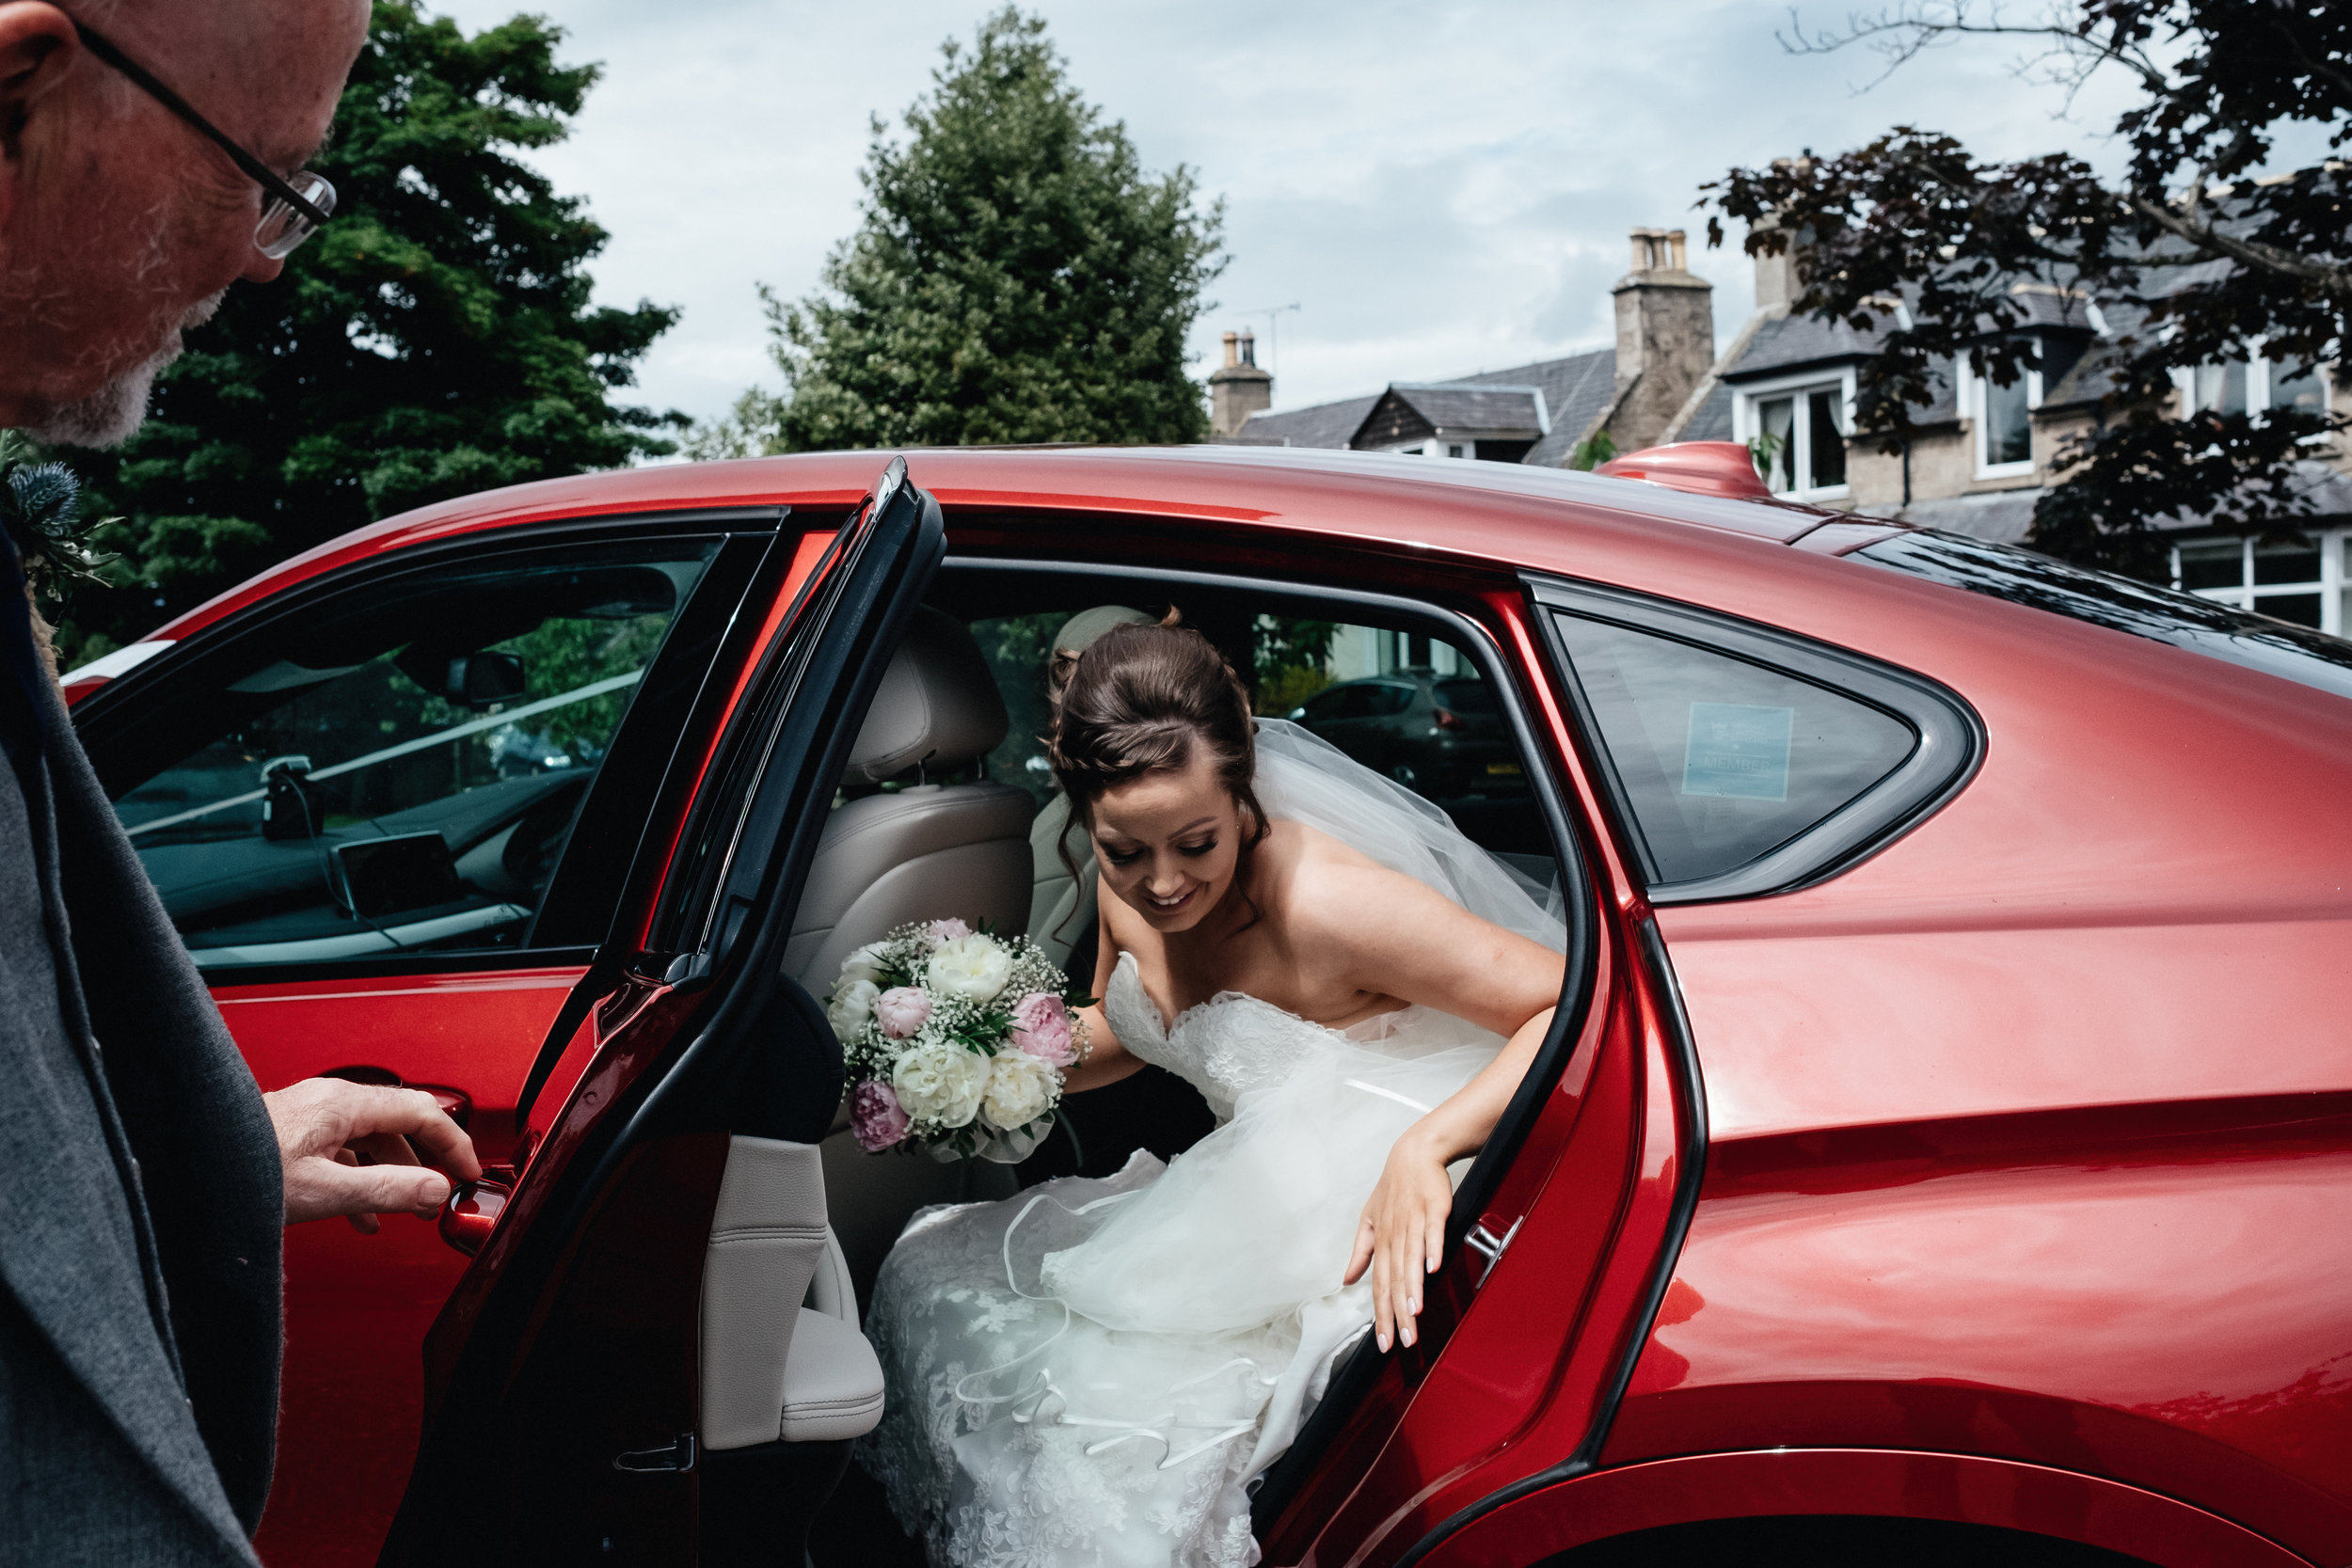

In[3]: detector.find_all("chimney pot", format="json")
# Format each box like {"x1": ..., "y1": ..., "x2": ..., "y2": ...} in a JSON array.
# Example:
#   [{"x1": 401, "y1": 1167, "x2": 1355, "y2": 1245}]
[
  {"x1": 1221, "y1": 330, "x2": 1239, "y2": 368},
  {"x1": 1239, "y1": 329, "x2": 1257, "y2": 368}
]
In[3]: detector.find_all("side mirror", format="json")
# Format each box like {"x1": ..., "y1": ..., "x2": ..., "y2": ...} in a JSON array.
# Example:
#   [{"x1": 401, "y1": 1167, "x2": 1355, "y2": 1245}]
[{"x1": 446, "y1": 651, "x2": 526, "y2": 708}]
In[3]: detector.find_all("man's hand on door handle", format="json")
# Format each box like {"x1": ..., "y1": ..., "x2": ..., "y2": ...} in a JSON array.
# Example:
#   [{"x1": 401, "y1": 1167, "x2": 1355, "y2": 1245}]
[{"x1": 263, "y1": 1078, "x2": 484, "y2": 1232}]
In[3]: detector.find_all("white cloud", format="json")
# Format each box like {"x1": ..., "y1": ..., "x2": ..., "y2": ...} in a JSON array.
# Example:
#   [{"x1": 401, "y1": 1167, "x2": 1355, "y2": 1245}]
[{"x1": 429, "y1": 0, "x2": 2153, "y2": 424}]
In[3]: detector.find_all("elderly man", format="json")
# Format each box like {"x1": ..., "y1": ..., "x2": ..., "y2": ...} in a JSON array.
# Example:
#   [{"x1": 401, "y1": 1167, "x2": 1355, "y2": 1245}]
[{"x1": 0, "y1": 4, "x2": 480, "y2": 1563}]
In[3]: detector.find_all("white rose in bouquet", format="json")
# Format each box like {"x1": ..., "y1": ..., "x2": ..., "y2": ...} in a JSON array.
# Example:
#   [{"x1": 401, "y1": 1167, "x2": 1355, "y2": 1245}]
[
  {"x1": 838, "y1": 942, "x2": 894, "y2": 989},
  {"x1": 892, "y1": 1040, "x2": 991, "y2": 1127},
  {"x1": 927, "y1": 933, "x2": 1014, "y2": 1003},
  {"x1": 827, "y1": 978, "x2": 881, "y2": 1041},
  {"x1": 981, "y1": 1050, "x2": 1056, "y2": 1131}
]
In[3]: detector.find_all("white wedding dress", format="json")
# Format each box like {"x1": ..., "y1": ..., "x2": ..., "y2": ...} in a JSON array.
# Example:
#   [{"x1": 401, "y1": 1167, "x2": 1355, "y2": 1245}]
[{"x1": 859, "y1": 721, "x2": 1565, "y2": 1568}]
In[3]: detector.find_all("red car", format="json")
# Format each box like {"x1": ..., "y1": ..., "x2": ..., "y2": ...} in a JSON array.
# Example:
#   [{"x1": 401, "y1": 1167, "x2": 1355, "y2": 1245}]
[{"x1": 64, "y1": 446, "x2": 2352, "y2": 1568}]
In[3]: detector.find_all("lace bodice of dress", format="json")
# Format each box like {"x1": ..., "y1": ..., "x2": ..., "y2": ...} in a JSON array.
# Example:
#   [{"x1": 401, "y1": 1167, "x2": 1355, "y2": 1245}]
[{"x1": 1103, "y1": 950, "x2": 1340, "y2": 1122}]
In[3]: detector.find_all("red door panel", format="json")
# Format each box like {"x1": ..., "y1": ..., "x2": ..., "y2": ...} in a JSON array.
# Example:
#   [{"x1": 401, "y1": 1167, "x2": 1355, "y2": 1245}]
[{"x1": 230, "y1": 965, "x2": 581, "y2": 1565}]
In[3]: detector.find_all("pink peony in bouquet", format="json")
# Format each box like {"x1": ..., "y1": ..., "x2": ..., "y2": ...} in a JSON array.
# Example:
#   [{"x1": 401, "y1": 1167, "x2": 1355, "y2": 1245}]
[{"x1": 826, "y1": 920, "x2": 1090, "y2": 1162}]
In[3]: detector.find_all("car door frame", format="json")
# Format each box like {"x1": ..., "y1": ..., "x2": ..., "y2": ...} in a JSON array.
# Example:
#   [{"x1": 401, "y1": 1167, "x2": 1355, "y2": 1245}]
[
  {"x1": 378, "y1": 460, "x2": 942, "y2": 1564},
  {"x1": 928, "y1": 546, "x2": 1701, "y2": 1568},
  {"x1": 69, "y1": 507, "x2": 791, "y2": 1561}
]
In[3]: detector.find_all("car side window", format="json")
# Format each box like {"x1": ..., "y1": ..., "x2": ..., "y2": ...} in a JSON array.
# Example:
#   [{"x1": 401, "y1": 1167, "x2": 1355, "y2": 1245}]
[
  {"x1": 109, "y1": 543, "x2": 715, "y2": 970},
  {"x1": 1549, "y1": 613, "x2": 1915, "y2": 885}
]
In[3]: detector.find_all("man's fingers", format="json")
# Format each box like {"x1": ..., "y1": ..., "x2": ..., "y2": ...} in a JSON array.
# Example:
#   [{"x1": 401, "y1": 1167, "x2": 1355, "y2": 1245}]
[
  {"x1": 350, "y1": 1131, "x2": 421, "y2": 1167},
  {"x1": 286, "y1": 1156, "x2": 453, "y2": 1227},
  {"x1": 327, "y1": 1084, "x2": 483, "y2": 1181}
]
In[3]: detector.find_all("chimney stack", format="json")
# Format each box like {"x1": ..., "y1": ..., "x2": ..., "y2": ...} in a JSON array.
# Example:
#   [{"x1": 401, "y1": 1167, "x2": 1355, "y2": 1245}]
[
  {"x1": 1208, "y1": 326, "x2": 1273, "y2": 436},
  {"x1": 1604, "y1": 226, "x2": 1714, "y2": 453},
  {"x1": 1750, "y1": 157, "x2": 1814, "y2": 313}
]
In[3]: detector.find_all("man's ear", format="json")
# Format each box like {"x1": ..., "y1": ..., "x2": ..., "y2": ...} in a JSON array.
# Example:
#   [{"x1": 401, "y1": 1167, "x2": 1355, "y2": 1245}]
[
  {"x1": 0, "y1": 3, "x2": 80, "y2": 132},
  {"x1": 0, "y1": 3, "x2": 79, "y2": 230}
]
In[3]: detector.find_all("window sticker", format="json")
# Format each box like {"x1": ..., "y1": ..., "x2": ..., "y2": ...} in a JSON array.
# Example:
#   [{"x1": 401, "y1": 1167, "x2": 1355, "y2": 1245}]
[{"x1": 1682, "y1": 702, "x2": 1793, "y2": 801}]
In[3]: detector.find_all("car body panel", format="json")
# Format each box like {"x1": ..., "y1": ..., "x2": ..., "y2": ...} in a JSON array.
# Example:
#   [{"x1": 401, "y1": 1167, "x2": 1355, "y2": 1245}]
[{"x1": 1419, "y1": 1449, "x2": 2313, "y2": 1568}]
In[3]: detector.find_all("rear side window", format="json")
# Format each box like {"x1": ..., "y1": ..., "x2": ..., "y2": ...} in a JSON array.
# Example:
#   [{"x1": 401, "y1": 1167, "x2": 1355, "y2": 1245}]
[
  {"x1": 1859, "y1": 531, "x2": 2352, "y2": 704},
  {"x1": 1550, "y1": 618, "x2": 1914, "y2": 883},
  {"x1": 1535, "y1": 578, "x2": 1981, "y2": 902}
]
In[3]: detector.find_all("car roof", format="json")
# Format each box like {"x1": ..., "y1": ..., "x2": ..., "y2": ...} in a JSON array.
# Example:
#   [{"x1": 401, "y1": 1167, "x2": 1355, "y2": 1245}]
[{"x1": 135, "y1": 445, "x2": 1865, "y2": 645}]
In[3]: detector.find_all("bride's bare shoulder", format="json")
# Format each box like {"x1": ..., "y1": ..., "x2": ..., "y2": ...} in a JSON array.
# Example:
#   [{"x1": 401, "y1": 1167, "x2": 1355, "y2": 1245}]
[{"x1": 1256, "y1": 819, "x2": 1438, "y2": 934}]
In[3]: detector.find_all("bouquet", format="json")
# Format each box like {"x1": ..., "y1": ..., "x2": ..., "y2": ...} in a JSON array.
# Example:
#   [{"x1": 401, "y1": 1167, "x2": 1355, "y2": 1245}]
[{"x1": 827, "y1": 919, "x2": 1090, "y2": 1163}]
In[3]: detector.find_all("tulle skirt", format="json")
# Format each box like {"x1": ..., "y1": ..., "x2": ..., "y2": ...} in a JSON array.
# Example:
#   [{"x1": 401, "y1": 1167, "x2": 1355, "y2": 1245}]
[{"x1": 858, "y1": 1006, "x2": 1501, "y2": 1568}]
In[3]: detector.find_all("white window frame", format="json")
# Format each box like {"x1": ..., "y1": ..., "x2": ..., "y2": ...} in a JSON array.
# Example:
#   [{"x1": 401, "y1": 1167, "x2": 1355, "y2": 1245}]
[
  {"x1": 2170, "y1": 527, "x2": 2348, "y2": 637},
  {"x1": 1730, "y1": 368, "x2": 1856, "y2": 501},
  {"x1": 2172, "y1": 345, "x2": 2336, "y2": 439},
  {"x1": 1956, "y1": 351, "x2": 2042, "y2": 480}
]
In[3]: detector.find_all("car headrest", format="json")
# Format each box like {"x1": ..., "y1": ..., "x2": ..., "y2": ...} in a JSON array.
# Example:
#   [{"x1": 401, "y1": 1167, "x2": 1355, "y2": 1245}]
[{"x1": 843, "y1": 608, "x2": 1009, "y2": 784}]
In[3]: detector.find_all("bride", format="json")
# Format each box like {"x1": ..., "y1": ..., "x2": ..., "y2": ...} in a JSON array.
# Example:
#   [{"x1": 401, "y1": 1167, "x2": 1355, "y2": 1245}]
[{"x1": 860, "y1": 615, "x2": 1566, "y2": 1568}]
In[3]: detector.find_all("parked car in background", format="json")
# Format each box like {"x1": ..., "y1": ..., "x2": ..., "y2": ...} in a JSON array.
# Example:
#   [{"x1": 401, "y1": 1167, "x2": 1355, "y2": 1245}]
[
  {"x1": 1289, "y1": 667, "x2": 1523, "y2": 796},
  {"x1": 60, "y1": 445, "x2": 2352, "y2": 1568}
]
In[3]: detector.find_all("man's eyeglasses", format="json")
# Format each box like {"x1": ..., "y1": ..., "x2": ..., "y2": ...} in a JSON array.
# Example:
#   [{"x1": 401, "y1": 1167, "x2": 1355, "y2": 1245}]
[{"x1": 72, "y1": 21, "x2": 336, "y2": 261}]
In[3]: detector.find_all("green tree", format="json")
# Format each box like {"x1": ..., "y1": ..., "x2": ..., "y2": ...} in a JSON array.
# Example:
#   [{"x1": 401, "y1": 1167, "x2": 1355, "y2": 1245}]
[
  {"x1": 1705, "y1": 2, "x2": 2349, "y2": 579},
  {"x1": 695, "y1": 8, "x2": 1225, "y2": 457},
  {"x1": 60, "y1": 2, "x2": 678, "y2": 663}
]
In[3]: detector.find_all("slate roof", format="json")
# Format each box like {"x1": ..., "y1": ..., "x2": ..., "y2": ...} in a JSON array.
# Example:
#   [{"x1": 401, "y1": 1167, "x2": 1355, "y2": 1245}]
[
  {"x1": 1892, "y1": 487, "x2": 2042, "y2": 544},
  {"x1": 1719, "y1": 309, "x2": 1899, "y2": 382},
  {"x1": 1231, "y1": 393, "x2": 1383, "y2": 449},
  {"x1": 1232, "y1": 347, "x2": 1618, "y2": 466},
  {"x1": 1678, "y1": 380, "x2": 1737, "y2": 442}
]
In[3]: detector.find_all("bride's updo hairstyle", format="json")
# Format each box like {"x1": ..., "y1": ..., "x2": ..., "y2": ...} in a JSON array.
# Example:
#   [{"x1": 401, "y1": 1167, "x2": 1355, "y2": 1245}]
[{"x1": 1046, "y1": 610, "x2": 1270, "y2": 877}]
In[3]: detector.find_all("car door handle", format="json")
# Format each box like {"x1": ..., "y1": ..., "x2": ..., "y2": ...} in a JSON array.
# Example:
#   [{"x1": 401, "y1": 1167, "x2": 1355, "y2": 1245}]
[{"x1": 438, "y1": 1179, "x2": 512, "y2": 1257}]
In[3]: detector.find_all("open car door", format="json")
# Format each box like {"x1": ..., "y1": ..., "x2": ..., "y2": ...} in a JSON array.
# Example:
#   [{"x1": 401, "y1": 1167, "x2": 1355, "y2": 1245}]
[{"x1": 380, "y1": 458, "x2": 941, "y2": 1566}]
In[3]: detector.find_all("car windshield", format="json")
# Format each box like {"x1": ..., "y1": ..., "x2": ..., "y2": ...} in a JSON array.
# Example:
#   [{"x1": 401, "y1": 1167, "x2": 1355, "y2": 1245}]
[{"x1": 1857, "y1": 530, "x2": 2352, "y2": 705}]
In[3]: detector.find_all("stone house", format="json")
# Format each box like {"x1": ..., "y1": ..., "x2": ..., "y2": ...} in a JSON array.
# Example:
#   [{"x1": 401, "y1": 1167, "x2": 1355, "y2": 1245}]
[{"x1": 1670, "y1": 230, "x2": 2352, "y2": 634}]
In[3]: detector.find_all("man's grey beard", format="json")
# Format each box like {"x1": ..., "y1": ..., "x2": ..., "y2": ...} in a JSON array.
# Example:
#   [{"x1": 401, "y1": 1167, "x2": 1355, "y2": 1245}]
[{"x1": 22, "y1": 289, "x2": 226, "y2": 450}]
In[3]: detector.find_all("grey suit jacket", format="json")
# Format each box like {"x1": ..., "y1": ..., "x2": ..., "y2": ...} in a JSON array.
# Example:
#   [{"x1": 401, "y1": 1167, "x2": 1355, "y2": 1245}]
[{"x1": 0, "y1": 590, "x2": 283, "y2": 1564}]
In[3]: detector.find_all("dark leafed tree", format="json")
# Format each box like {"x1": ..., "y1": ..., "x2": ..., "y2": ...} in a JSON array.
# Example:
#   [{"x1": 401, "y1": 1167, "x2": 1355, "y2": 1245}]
[
  {"x1": 1705, "y1": 1, "x2": 2349, "y2": 578},
  {"x1": 695, "y1": 7, "x2": 1225, "y2": 456},
  {"x1": 59, "y1": 2, "x2": 679, "y2": 662}
]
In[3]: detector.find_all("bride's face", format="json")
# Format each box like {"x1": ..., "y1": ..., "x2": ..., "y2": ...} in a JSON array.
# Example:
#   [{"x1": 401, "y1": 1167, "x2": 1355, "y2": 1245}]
[{"x1": 1089, "y1": 752, "x2": 1244, "y2": 933}]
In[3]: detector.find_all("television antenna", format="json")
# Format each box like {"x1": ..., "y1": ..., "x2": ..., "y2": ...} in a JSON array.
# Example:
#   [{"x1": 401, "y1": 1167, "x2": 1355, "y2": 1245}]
[{"x1": 1231, "y1": 302, "x2": 1301, "y2": 379}]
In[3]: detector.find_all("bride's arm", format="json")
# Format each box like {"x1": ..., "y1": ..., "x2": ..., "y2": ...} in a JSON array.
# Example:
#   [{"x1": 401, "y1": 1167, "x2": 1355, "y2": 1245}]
[
  {"x1": 1323, "y1": 865, "x2": 1566, "y2": 1353},
  {"x1": 1059, "y1": 875, "x2": 1147, "y2": 1094}
]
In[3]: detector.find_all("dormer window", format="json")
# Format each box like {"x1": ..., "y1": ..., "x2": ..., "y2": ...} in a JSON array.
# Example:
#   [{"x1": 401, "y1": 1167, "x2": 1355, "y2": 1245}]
[
  {"x1": 1730, "y1": 371, "x2": 1853, "y2": 500},
  {"x1": 1958, "y1": 343, "x2": 2042, "y2": 480},
  {"x1": 2178, "y1": 352, "x2": 2332, "y2": 425}
]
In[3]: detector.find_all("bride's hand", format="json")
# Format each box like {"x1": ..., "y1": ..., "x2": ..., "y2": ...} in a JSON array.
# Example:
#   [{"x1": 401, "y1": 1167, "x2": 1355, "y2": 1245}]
[{"x1": 1346, "y1": 1127, "x2": 1453, "y2": 1352}]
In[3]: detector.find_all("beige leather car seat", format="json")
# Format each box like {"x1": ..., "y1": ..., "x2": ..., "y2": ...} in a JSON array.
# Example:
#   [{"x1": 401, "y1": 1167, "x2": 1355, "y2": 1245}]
[
  {"x1": 1028, "y1": 796, "x2": 1098, "y2": 975},
  {"x1": 699, "y1": 1136, "x2": 884, "y2": 1450},
  {"x1": 786, "y1": 608, "x2": 1034, "y2": 1303},
  {"x1": 779, "y1": 608, "x2": 1033, "y2": 985},
  {"x1": 1023, "y1": 606, "x2": 1149, "y2": 975}
]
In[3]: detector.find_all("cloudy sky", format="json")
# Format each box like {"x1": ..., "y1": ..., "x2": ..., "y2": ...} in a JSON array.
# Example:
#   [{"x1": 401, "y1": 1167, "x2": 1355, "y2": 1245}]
[{"x1": 431, "y1": 0, "x2": 2156, "y2": 430}]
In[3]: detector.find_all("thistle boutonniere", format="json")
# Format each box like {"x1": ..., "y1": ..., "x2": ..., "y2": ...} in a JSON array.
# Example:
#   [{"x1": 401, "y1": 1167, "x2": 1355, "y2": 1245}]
[{"x1": 0, "y1": 432, "x2": 118, "y2": 607}]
